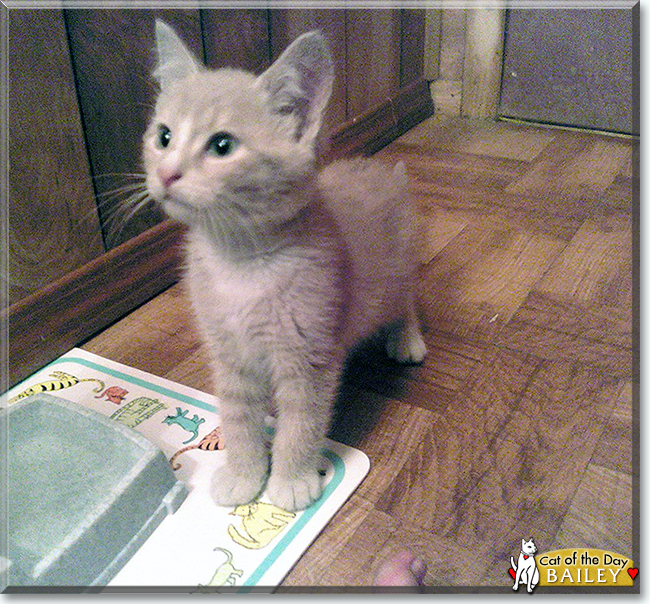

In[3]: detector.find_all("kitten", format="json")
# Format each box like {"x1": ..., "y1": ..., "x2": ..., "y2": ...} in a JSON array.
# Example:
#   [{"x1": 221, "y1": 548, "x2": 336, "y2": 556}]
[{"x1": 143, "y1": 20, "x2": 427, "y2": 511}]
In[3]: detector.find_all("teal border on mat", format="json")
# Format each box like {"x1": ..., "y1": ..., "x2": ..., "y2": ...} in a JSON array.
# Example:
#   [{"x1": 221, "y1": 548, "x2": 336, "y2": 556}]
[
  {"x1": 241, "y1": 449, "x2": 345, "y2": 588},
  {"x1": 20, "y1": 355, "x2": 347, "y2": 588}
]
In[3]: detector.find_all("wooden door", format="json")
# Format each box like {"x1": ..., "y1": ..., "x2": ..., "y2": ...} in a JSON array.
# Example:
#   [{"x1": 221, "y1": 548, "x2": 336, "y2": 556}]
[{"x1": 65, "y1": 9, "x2": 204, "y2": 249}]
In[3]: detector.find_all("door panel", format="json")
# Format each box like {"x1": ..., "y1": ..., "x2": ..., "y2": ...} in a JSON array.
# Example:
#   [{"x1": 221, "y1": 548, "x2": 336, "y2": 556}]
[
  {"x1": 8, "y1": 10, "x2": 104, "y2": 304},
  {"x1": 65, "y1": 9, "x2": 204, "y2": 249},
  {"x1": 269, "y1": 9, "x2": 347, "y2": 134},
  {"x1": 346, "y1": 10, "x2": 402, "y2": 118},
  {"x1": 201, "y1": 9, "x2": 270, "y2": 73},
  {"x1": 499, "y1": 9, "x2": 636, "y2": 135}
]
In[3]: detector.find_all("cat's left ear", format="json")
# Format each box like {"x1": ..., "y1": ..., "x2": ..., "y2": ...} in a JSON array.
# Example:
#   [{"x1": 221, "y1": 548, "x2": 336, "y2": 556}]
[
  {"x1": 153, "y1": 19, "x2": 201, "y2": 89},
  {"x1": 257, "y1": 31, "x2": 334, "y2": 146}
]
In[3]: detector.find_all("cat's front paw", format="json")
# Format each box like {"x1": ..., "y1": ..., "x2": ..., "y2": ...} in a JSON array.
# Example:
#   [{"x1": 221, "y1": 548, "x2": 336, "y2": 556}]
[
  {"x1": 211, "y1": 461, "x2": 267, "y2": 507},
  {"x1": 266, "y1": 471, "x2": 323, "y2": 512}
]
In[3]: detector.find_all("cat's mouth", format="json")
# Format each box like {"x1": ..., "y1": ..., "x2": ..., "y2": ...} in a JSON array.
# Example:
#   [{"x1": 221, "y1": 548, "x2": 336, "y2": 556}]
[
  {"x1": 158, "y1": 194, "x2": 198, "y2": 221},
  {"x1": 161, "y1": 194, "x2": 192, "y2": 208}
]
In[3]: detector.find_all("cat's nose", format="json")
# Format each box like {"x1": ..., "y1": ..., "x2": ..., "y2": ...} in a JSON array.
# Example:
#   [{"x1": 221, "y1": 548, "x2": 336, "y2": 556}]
[{"x1": 157, "y1": 166, "x2": 182, "y2": 189}]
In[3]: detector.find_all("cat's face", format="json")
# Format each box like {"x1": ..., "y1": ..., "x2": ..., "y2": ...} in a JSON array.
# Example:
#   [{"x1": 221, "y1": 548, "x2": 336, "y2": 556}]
[
  {"x1": 143, "y1": 71, "x2": 314, "y2": 227},
  {"x1": 522, "y1": 539, "x2": 537, "y2": 555},
  {"x1": 144, "y1": 22, "x2": 333, "y2": 238}
]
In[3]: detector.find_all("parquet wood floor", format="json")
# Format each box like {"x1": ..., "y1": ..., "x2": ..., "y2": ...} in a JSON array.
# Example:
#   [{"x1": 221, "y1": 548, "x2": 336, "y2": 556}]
[{"x1": 82, "y1": 115, "x2": 637, "y2": 588}]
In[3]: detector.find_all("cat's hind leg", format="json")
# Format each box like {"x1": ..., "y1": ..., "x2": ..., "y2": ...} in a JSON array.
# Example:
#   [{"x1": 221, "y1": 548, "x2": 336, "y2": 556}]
[
  {"x1": 385, "y1": 292, "x2": 427, "y2": 364},
  {"x1": 227, "y1": 524, "x2": 261, "y2": 549}
]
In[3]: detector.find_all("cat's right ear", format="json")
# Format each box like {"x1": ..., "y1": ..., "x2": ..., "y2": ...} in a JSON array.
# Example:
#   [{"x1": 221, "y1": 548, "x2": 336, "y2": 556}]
[{"x1": 153, "y1": 20, "x2": 200, "y2": 89}]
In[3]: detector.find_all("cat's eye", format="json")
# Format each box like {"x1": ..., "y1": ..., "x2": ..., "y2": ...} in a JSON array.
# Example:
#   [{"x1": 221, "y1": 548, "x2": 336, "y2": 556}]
[
  {"x1": 157, "y1": 125, "x2": 172, "y2": 149},
  {"x1": 207, "y1": 132, "x2": 238, "y2": 157}
]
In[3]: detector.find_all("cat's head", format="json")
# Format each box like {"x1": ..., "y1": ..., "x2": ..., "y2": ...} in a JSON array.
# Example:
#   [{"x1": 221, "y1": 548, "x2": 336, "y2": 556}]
[
  {"x1": 163, "y1": 408, "x2": 182, "y2": 423},
  {"x1": 521, "y1": 538, "x2": 537, "y2": 555},
  {"x1": 143, "y1": 20, "x2": 333, "y2": 237},
  {"x1": 231, "y1": 502, "x2": 257, "y2": 517}
]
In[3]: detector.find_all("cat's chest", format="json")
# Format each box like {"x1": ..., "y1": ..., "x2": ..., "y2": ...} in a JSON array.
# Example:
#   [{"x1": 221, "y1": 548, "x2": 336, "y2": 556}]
[
  {"x1": 185, "y1": 235, "x2": 294, "y2": 317},
  {"x1": 206, "y1": 259, "x2": 277, "y2": 306}
]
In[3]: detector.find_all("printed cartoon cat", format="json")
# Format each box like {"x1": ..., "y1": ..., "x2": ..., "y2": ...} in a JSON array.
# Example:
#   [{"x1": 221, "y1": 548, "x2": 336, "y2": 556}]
[
  {"x1": 162, "y1": 407, "x2": 205, "y2": 444},
  {"x1": 511, "y1": 538, "x2": 540, "y2": 593},
  {"x1": 144, "y1": 21, "x2": 427, "y2": 511},
  {"x1": 227, "y1": 502, "x2": 296, "y2": 550},
  {"x1": 170, "y1": 426, "x2": 224, "y2": 470},
  {"x1": 199, "y1": 547, "x2": 243, "y2": 588},
  {"x1": 9, "y1": 371, "x2": 104, "y2": 404},
  {"x1": 95, "y1": 385, "x2": 128, "y2": 404}
]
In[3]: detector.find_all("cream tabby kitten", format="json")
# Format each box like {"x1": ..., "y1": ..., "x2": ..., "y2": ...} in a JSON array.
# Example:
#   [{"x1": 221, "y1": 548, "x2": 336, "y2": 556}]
[{"x1": 144, "y1": 21, "x2": 427, "y2": 511}]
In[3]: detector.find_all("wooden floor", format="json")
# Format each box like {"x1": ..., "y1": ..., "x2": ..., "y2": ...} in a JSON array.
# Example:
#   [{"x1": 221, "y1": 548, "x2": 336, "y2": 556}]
[{"x1": 83, "y1": 115, "x2": 637, "y2": 588}]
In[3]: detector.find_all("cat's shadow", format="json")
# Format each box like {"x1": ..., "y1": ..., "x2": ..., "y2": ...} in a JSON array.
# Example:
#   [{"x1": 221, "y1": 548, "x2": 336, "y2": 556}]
[{"x1": 328, "y1": 335, "x2": 414, "y2": 448}]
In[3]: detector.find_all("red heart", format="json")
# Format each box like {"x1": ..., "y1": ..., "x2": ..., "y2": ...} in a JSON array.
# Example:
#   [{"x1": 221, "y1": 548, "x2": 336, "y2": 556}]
[
  {"x1": 628, "y1": 568, "x2": 639, "y2": 580},
  {"x1": 508, "y1": 568, "x2": 516, "y2": 580}
]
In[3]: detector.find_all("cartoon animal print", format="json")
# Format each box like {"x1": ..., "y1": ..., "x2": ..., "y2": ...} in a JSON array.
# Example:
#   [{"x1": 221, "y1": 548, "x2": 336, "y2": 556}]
[
  {"x1": 110, "y1": 397, "x2": 167, "y2": 428},
  {"x1": 162, "y1": 407, "x2": 205, "y2": 444},
  {"x1": 227, "y1": 502, "x2": 296, "y2": 550},
  {"x1": 9, "y1": 371, "x2": 105, "y2": 404},
  {"x1": 170, "y1": 426, "x2": 224, "y2": 470},
  {"x1": 511, "y1": 538, "x2": 540, "y2": 593},
  {"x1": 95, "y1": 385, "x2": 129, "y2": 405},
  {"x1": 198, "y1": 547, "x2": 243, "y2": 589}
]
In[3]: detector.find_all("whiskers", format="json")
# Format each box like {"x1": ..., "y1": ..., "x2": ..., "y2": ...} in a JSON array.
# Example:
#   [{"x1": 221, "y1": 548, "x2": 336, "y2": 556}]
[
  {"x1": 88, "y1": 173, "x2": 157, "y2": 246},
  {"x1": 88, "y1": 173, "x2": 271, "y2": 260}
]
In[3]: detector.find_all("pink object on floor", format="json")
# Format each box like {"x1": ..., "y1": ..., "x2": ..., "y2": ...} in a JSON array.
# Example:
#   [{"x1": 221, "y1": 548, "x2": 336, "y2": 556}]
[{"x1": 374, "y1": 550, "x2": 427, "y2": 587}]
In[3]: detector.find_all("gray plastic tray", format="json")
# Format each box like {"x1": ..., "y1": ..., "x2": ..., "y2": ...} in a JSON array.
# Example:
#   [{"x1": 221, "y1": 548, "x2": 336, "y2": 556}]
[{"x1": 5, "y1": 393, "x2": 187, "y2": 588}]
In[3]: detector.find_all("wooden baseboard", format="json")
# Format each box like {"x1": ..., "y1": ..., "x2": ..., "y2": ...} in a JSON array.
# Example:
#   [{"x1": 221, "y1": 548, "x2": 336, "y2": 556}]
[
  {"x1": 5, "y1": 220, "x2": 186, "y2": 388},
  {"x1": 5, "y1": 79, "x2": 433, "y2": 390},
  {"x1": 327, "y1": 78, "x2": 434, "y2": 159}
]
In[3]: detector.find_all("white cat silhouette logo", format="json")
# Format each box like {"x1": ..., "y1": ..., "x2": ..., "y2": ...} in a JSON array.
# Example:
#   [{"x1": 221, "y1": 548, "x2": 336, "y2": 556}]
[{"x1": 510, "y1": 538, "x2": 540, "y2": 593}]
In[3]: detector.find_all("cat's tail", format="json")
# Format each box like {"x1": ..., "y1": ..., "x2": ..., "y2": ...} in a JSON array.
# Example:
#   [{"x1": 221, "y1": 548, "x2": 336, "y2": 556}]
[
  {"x1": 510, "y1": 557, "x2": 517, "y2": 571},
  {"x1": 183, "y1": 431, "x2": 199, "y2": 445},
  {"x1": 169, "y1": 444, "x2": 197, "y2": 470},
  {"x1": 392, "y1": 160, "x2": 422, "y2": 267},
  {"x1": 83, "y1": 378, "x2": 106, "y2": 393},
  {"x1": 393, "y1": 161, "x2": 408, "y2": 188},
  {"x1": 214, "y1": 547, "x2": 233, "y2": 564}
]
